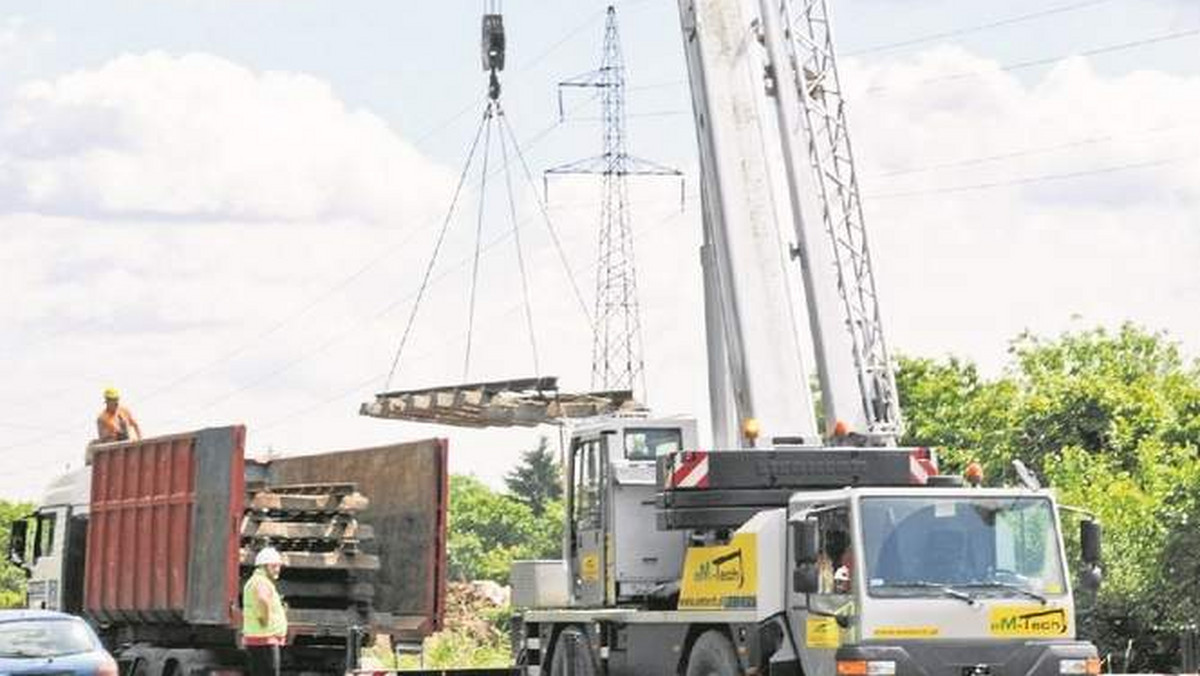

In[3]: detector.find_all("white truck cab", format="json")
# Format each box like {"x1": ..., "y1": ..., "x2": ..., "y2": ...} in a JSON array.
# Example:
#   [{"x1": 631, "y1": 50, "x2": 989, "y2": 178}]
[
  {"x1": 9, "y1": 467, "x2": 90, "y2": 612},
  {"x1": 786, "y1": 487, "x2": 1101, "y2": 676}
]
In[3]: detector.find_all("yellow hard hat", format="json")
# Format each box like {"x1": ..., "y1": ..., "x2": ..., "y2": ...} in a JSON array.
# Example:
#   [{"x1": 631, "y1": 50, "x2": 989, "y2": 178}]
[{"x1": 103, "y1": 387, "x2": 120, "y2": 400}]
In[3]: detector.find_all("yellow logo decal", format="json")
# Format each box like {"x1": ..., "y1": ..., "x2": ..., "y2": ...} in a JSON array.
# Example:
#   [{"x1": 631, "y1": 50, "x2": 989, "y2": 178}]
[
  {"x1": 988, "y1": 605, "x2": 1068, "y2": 637},
  {"x1": 807, "y1": 616, "x2": 841, "y2": 648},
  {"x1": 873, "y1": 626, "x2": 941, "y2": 638},
  {"x1": 679, "y1": 533, "x2": 758, "y2": 610},
  {"x1": 580, "y1": 553, "x2": 600, "y2": 582}
]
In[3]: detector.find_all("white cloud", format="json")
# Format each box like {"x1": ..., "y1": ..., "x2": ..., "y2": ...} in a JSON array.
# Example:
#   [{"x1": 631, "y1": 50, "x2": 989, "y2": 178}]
[
  {"x1": 0, "y1": 51, "x2": 452, "y2": 223},
  {"x1": 4, "y1": 41, "x2": 1200, "y2": 501},
  {"x1": 841, "y1": 47, "x2": 1200, "y2": 370}
]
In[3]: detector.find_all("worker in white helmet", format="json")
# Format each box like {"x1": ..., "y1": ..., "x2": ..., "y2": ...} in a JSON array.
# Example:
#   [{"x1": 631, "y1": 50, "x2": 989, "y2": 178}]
[{"x1": 242, "y1": 546, "x2": 287, "y2": 676}]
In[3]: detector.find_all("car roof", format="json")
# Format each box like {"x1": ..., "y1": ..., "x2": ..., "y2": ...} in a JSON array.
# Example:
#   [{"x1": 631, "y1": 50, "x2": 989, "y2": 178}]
[{"x1": 0, "y1": 609, "x2": 85, "y2": 622}]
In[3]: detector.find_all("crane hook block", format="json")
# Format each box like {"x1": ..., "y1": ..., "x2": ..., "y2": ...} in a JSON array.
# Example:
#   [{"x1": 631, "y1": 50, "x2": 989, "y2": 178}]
[{"x1": 481, "y1": 14, "x2": 506, "y2": 72}]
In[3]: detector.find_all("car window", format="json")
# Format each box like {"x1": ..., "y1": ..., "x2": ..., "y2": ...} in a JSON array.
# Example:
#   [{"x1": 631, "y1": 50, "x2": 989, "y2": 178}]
[{"x1": 0, "y1": 618, "x2": 97, "y2": 658}]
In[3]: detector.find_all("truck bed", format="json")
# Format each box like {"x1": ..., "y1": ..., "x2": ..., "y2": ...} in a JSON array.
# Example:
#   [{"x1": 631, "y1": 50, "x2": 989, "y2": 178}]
[{"x1": 83, "y1": 427, "x2": 448, "y2": 645}]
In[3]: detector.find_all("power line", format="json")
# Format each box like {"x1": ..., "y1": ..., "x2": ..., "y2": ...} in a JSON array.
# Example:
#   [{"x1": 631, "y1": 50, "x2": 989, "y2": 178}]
[
  {"x1": 7, "y1": 6, "x2": 615, "y2": 394},
  {"x1": 843, "y1": 0, "x2": 1118, "y2": 56},
  {"x1": 410, "y1": 5, "x2": 611, "y2": 148},
  {"x1": 863, "y1": 26, "x2": 1200, "y2": 96},
  {"x1": 0, "y1": 99, "x2": 605, "y2": 449},
  {"x1": 865, "y1": 118, "x2": 1200, "y2": 179},
  {"x1": 0, "y1": 195, "x2": 693, "y2": 453},
  {"x1": 257, "y1": 206, "x2": 692, "y2": 435},
  {"x1": 867, "y1": 154, "x2": 1193, "y2": 200}
]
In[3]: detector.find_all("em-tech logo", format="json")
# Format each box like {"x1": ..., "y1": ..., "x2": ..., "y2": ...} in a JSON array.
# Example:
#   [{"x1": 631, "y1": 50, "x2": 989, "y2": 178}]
[
  {"x1": 988, "y1": 606, "x2": 1068, "y2": 637},
  {"x1": 679, "y1": 533, "x2": 759, "y2": 610}
]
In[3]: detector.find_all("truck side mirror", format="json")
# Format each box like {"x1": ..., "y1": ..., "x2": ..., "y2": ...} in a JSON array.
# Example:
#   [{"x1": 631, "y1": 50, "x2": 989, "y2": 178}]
[
  {"x1": 1079, "y1": 519, "x2": 1102, "y2": 591},
  {"x1": 793, "y1": 563, "x2": 819, "y2": 594},
  {"x1": 7, "y1": 520, "x2": 27, "y2": 567},
  {"x1": 1080, "y1": 519, "x2": 1101, "y2": 565},
  {"x1": 792, "y1": 518, "x2": 820, "y2": 564}
]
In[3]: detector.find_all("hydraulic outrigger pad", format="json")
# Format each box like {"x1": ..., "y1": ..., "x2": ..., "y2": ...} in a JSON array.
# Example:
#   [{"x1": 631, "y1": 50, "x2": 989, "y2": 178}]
[{"x1": 360, "y1": 376, "x2": 637, "y2": 428}]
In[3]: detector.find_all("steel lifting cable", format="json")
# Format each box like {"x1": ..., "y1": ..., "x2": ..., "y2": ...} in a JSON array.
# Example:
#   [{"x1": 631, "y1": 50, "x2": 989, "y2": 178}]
[
  {"x1": 498, "y1": 112, "x2": 594, "y2": 331},
  {"x1": 384, "y1": 107, "x2": 492, "y2": 390},
  {"x1": 497, "y1": 104, "x2": 541, "y2": 377},
  {"x1": 463, "y1": 103, "x2": 496, "y2": 380}
]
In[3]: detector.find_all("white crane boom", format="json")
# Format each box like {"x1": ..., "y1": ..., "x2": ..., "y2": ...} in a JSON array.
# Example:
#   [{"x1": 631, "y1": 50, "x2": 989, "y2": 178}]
[
  {"x1": 678, "y1": 0, "x2": 821, "y2": 448},
  {"x1": 681, "y1": 0, "x2": 901, "y2": 446}
]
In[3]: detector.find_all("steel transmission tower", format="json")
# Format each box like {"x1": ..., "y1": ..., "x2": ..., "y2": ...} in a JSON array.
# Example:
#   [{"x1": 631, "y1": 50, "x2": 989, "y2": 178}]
[{"x1": 546, "y1": 6, "x2": 681, "y2": 400}]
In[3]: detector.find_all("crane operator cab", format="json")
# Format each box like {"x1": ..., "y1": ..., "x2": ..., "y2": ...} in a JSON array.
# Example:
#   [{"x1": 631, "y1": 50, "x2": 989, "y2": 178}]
[{"x1": 564, "y1": 415, "x2": 697, "y2": 608}]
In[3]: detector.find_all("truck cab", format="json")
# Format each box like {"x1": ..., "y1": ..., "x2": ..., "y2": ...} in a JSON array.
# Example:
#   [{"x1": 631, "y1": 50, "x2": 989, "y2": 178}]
[
  {"x1": 8, "y1": 467, "x2": 90, "y2": 613},
  {"x1": 788, "y1": 486, "x2": 1102, "y2": 676}
]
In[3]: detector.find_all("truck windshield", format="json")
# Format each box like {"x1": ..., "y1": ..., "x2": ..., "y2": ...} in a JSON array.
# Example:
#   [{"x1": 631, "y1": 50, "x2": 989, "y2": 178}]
[
  {"x1": 0, "y1": 618, "x2": 97, "y2": 657},
  {"x1": 860, "y1": 496, "x2": 1066, "y2": 599}
]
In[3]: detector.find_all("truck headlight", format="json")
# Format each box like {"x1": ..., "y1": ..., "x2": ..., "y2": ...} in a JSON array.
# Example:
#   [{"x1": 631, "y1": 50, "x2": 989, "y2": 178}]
[
  {"x1": 837, "y1": 660, "x2": 897, "y2": 676},
  {"x1": 1059, "y1": 658, "x2": 1100, "y2": 675}
]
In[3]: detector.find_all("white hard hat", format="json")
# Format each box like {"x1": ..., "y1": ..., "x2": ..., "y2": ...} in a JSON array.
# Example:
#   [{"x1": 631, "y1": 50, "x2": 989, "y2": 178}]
[{"x1": 255, "y1": 546, "x2": 283, "y2": 567}]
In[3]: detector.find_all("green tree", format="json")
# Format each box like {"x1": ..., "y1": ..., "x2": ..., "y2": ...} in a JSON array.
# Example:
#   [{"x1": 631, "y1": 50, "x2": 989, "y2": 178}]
[
  {"x1": 896, "y1": 324, "x2": 1200, "y2": 670},
  {"x1": 503, "y1": 436, "x2": 562, "y2": 517},
  {"x1": 0, "y1": 500, "x2": 33, "y2": 608},
  {"x1": 447, "y1": 475, "x2": 562, "y2": 582}
]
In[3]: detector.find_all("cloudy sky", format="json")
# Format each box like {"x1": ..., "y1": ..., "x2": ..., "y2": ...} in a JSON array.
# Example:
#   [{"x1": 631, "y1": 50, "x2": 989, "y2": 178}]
[{"x1": 2, "y1": 0, "x2": 1198, "y2": 500}]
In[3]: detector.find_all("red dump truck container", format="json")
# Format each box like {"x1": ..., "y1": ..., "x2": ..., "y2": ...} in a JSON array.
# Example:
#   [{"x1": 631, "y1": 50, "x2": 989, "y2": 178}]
[
  {"x1": 86, "y1": 427, "x2": 246, "y2": 626},
  {"x1": 79, "y1": 425, "x2": 448, "y2": 673}
]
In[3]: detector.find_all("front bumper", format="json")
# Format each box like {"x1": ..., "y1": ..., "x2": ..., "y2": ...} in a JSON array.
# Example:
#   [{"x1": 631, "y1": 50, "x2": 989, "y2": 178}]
[{"x1": 837, "y1": 640, "x2": 1098, "y2": 676}]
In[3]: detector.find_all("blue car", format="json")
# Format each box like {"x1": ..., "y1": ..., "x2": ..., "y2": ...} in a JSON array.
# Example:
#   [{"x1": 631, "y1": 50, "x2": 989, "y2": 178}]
[{"x1": 0, "y1": 610, "x2": 117, "y2": 676}]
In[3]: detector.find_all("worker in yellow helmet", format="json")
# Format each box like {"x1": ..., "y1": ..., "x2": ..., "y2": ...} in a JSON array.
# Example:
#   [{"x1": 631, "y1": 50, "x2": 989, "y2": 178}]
[
  {"x1": 95, "y1": 387, "x2": 142, "y2": 443},
  {"x1": 243, "y1": 546, "x2": 288, "y2": 676}
]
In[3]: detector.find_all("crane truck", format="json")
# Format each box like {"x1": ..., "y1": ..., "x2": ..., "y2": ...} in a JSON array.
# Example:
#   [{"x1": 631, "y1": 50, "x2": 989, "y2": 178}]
[{"x1": 495, "y1": 0, "x2": 1108, "y2": 674}]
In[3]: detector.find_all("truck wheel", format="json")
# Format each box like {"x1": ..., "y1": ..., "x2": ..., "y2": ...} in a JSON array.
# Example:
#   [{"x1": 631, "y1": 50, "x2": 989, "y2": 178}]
[
  {"x1": 686, "y1": 630, "x2": 740, "y2": 676},
  {"x1": 550, "y1": 627, "x2": 597, "y2": 676}
]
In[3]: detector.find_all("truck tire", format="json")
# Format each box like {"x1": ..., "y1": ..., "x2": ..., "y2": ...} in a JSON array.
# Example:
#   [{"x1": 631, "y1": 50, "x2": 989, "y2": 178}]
[
  {"x1": 686, "y1": 630, "x2": 740, "y2": 676},
  {"x1": 550, "y1": 626, "x2": 597, "y2": 676}
]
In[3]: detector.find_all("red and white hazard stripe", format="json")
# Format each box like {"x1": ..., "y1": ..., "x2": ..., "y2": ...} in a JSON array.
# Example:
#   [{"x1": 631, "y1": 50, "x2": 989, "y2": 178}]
[
  {"x1": 908, "y1": 447, "x2": 939, "y2": 485},
  {"x1": 669, "y1": 451, "x2": 710, "y2": 489}
]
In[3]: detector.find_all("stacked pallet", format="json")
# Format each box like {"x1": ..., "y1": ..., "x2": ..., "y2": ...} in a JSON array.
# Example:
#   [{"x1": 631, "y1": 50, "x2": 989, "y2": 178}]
[{"x1": 240, "y1": 483, "x2": 381, "y2": 625}]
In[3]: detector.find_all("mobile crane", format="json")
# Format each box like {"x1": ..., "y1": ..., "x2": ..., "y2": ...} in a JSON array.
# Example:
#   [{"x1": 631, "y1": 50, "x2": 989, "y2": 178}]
[
  {"x1": 354, "y1": 1, "x2": 1109, "y2": 674},
  {"x1": 500, "y1": 1, "x2": 1106, "y2": 675}
]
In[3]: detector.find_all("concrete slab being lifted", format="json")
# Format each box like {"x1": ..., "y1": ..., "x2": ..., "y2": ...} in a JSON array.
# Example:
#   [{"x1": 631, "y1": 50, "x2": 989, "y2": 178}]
[{"x1": 359, "y1": 376, "x2": 636, "y2": 428}]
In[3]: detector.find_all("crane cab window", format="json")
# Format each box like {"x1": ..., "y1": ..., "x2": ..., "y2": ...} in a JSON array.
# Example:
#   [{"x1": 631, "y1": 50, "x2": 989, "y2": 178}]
[
  {"x1": 623, "y1": 427, "x2": 682, "y2": 460},
  {"x1": 572, "y1": 439, "x2": 605, "y2": 530}
]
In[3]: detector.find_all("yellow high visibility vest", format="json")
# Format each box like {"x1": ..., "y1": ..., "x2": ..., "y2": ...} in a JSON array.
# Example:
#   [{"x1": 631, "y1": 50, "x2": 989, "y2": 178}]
[{"x1": 242, "y1": 568, "x2": 287, "y2": 641}]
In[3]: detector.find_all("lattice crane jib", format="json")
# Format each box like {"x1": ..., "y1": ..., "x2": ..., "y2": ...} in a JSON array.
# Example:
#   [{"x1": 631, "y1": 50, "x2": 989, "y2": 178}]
[
  {"x1": 546, "y1": 6, "x2": 683, "y2": 403},
  {"x1": 763, "y1": 0, "x2": 903, "y2": 443}
]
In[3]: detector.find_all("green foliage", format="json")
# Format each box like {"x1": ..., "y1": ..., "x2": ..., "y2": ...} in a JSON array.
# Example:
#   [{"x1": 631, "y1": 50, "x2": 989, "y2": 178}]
[
  {"x1": 394, "y1": 629, "x2": 510, "y2": 670},
  {"x1": 448, "y1": 474, "x2": 562, "y2": 583},
  {"x1": 0, "y1": 500, "x2": 32, "y2": 609},
  {"x1": 897, "y1": 324, "x2": 1200, "y2": 670},
  {"x1": 504, "y1": 436, "x2": 562, "y2": 516}
]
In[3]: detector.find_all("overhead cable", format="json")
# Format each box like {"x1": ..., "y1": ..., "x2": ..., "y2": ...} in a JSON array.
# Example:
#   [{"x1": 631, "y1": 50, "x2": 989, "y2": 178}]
[{"x1": 844, "y1": 0, "x2": 1117, "y2": 56}]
